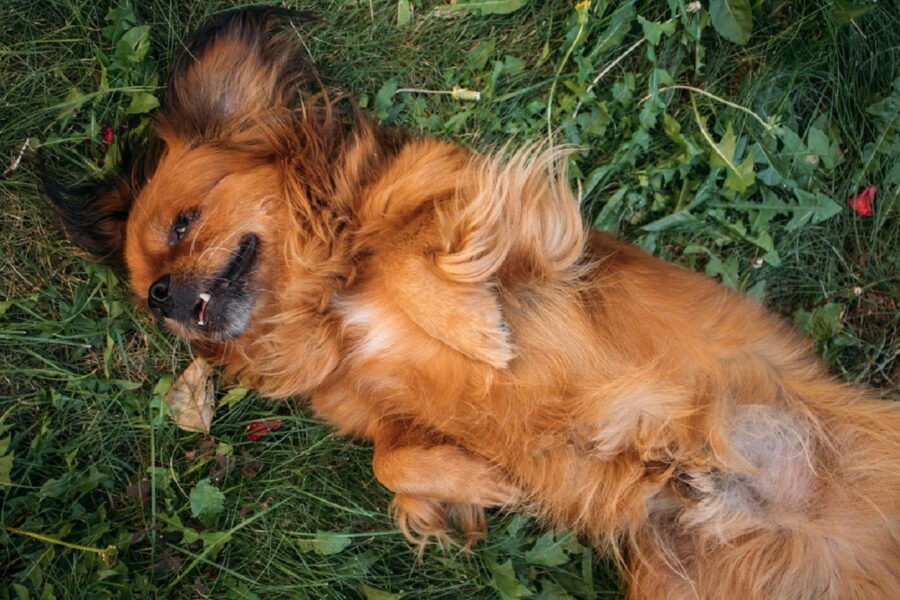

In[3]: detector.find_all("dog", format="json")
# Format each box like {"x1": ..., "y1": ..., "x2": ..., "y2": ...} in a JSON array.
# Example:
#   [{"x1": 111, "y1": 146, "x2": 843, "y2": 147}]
[{"x1": 44, "y1": 8, "x2": 900, "y2": 599}]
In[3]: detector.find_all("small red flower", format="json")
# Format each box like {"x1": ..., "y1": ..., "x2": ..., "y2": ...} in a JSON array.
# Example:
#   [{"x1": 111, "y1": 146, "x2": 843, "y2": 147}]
[
  {"x1": 101, "y1": 125, "x2": 114, "y2": 145},
  {"x1": 847, "y1": 185, "x2": 875, "y2": 217},
  {"x1": 246, "y1": 419, "x2": 283, "y2": 441}
]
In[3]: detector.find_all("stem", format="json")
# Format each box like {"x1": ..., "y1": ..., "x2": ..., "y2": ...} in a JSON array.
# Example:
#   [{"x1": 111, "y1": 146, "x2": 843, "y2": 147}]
[
  {"x1": 547, "y1": 1, "x2": 591, "y2": 139},
  {"x1": 648, "y1": 84, "x2": 777, "y2": 133},
  {"x1": 149, "y1": 383, "x2": 165, "y2": 576},
  {"x1": 395, "y1": 88, "x2": 452, "y2": 95},
  {"x1": 3, "y1": 526, "x2": 117, "y2": 565},
  {"x1": 690, "y1": 93, "x2": 740, "y2": 176}
]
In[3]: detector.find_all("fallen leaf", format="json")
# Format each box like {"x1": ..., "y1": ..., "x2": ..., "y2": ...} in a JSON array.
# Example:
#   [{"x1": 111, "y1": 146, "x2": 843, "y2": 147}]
[
  {"x1": 209, "y1": 454, "x2": 237, "y2": 483},
  {"x1": 125, "y1": 479, "x2": 151, "y2": 508},
  {"x1": 219, "y1": 385, "x2": 249, "y2": 410},
  {"x1": 190, "y1": 478, "x2": 225, "y2": 520},
  {"x1": 192, "y1": 579, "x2": 211, "y2": 597},
  {"x1": 296, "y1": 531, "x2": 353, "y2": 555},
  {"x1": 155, "y1": 547, "x2": 183, "y2": 574},
  {"x1": 185, "y1": 438, "x2": 217, "y2": 461},
  {"x1": 240, "y1": 450, "x2": 262, "y2": 479},
  {"x1": 129, "y1": 522, "x2": 163, "y2": 544},
  {"x1": 164, "y1": 358, "x2": 215, "y2": 435}
]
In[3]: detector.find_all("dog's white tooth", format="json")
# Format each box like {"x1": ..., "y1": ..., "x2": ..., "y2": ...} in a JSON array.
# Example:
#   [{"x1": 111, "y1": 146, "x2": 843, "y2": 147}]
[{"x1": 198, "y1": 293, "x2": 211, "y2": 303}]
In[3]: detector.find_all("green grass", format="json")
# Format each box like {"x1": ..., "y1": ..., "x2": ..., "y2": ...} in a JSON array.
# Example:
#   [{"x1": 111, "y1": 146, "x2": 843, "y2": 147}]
[{"x1": 1, "y1": 1, "x2": 897, "y2": 598}]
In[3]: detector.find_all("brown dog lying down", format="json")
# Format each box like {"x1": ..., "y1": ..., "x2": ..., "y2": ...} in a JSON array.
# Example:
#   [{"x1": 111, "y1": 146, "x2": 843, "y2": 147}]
[{"x1": 44, "y1": 8, "x2": 900, "y2": 599}]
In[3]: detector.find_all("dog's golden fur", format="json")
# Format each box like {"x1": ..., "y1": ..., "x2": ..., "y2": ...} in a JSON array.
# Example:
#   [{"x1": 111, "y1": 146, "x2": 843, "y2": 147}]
[{"x1": 47, "y1": 9, "x2": 900, "y2": 599}]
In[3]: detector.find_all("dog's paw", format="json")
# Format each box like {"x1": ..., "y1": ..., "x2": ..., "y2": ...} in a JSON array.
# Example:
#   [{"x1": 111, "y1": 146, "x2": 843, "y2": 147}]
[
  {"x1": 392, "y1": 494, "x2": 488, "y2": 551},
  {"x1": 467, "y1": 471, "x2": 522, "y2": 507}
]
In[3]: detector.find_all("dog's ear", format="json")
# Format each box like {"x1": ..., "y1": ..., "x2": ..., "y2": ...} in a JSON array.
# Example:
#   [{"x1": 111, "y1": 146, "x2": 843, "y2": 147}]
[
  {"x1": 40, "y1": 134, "x2": 161, "y2": 270},
  {"x1": 160, "y1": 7, "x2": 316, "y2": 143}
]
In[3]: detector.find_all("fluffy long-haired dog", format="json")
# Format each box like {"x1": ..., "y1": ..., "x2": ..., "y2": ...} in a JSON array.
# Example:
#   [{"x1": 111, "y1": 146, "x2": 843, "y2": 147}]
[{"x1": 44, "y1": 8, "x2": 900, "y2": 599}]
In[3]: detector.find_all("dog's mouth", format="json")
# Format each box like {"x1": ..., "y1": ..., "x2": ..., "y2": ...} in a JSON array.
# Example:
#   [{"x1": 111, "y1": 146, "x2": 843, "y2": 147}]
[{"x1": 190, "y1": 234, "x2": 258, "y2": 328}]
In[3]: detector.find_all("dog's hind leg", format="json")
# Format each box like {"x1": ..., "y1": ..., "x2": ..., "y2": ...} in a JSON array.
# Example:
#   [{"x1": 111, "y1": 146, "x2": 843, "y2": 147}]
[{"x1": 630, "y1": 401, "x2": 900, "y2": 599}]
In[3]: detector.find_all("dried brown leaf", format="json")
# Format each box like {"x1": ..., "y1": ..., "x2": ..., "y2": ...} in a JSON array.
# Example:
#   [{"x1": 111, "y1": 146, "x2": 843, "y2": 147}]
[
  {"x1": 125, "y1": 479, "x2": 151, "y2": 508},
  {"x1": 164, "y1": 357, "x2": 215, "y2": 435}
]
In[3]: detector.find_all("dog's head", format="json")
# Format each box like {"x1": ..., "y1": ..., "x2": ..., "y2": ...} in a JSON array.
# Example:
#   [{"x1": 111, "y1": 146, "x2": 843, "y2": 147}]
[{"x1": 45, "y1": 8, "x2": 367, "y2": 345}]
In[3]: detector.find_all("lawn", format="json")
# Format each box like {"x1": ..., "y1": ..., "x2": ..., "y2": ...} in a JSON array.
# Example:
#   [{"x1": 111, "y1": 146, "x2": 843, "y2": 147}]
[{"x1": 0, "y1": 0, "x2": 897, "y2": 598}]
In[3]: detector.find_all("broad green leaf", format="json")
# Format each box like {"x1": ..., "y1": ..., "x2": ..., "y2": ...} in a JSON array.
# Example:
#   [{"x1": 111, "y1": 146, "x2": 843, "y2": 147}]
[
  {"x1": 780, "y1": 126, "x2": 805, "y2": 155},
  {"x1": 612, "y1": 73, "x2": 635, "y2": 106},
  {"x1": 103, "y1": 2, "x2": 140, "y2": 43},
  {"x1": 112, "y1": 379, "x2": 142, "y2": 391},
  {"x1": 709, "y1": 0, "x2": 753, "y2": 45},
  {"x1": 592, "y1": 187, "x2": 627, "y2": 233},
  {"x1": 746, "y1": 279, "x2": 767, "y2": 300},
  {"x1": 706, "y1": 253, "x2": 740, "y2": 290},
  {"x1": 640, "y1": 210, "x2": 698, "y2": 233},
  {"x1": 832, "y1": 0, "x2": 876, "y2": 24},
  {"x1": 466, "y1": 39, "x2": 496, "y2": 70},
  {"x1": 724, "y1": 153, "x2": 756, "y2": 192},
  {"x1": 198, "y1": 531, "x2": 231, "y2": 559},
  {"x1": 190, "y1": 478, "x2": 225, "y2": 519},
  {"x1": 637, "y1": 16, "x2": 675, "y2": 46},
  {"x1": 489, "y1": 559, "x2": 534, "y2": 599},
  {"x1": 526, "y1": 531, "x2": 571, "y2": 567},
  {"x1": 708, "y1": 122, "x2": 738, "y2": 169},
  {"x1": 397, "y1": 0, "x2": 411, "y2": 27},
  {"x1": 56, "y1": 87, "x2": 89, "y2": 123},
  {"x1": 441, "y1": 0, "x2": 526, "y2": 16},
  {"x1": 219, "y1": 386, "x2": 250, "y2": 409},
  {"x1": 700, "y1": 121, "x2": 756, "y2": 191},
  {"x1": 795, "y1": 303, "x2": 844, "y2": 341},
  {"x1": 113, "y1": 25, "x2": 150, "y2": 65},
  {"x1": 589, "y1": 2, "x2": 635, "y2": 57},
  {"x1": 339, "y1": 549, "x2": 379, "y2": 576},
  {"x1": 296, "y1": 531, "x2": 353, "y2": 555},
  {"x1": 536, "y1": 580, "x2": 576, "y2": 600},
  {"x1": 806, "y1": 126, "x2": 841, "y2": 169},
  {"x1": 360, "y1": 584, "x2": 401, "y2": 600},
  {"x1": 11, "y1": 583, "x2": 29, "y2": 600},
  {"x1": 0, "y1": 451, "x2": 12, "y2": 485},
  {"x1": 374, "y1": 78, "x2": 398, "y2": 122},
  {"x1": 39, "y1": 466, "x2": 110, "y2": 499},
  {"x1": 125, "y1": 92, "x2": 159, "y2": 115},
  {"x1": 786, "y1": 190, "x2": 842, "y2": 230}
]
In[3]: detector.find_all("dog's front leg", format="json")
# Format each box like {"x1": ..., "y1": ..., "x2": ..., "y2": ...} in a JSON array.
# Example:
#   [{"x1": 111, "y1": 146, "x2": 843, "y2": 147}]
[{"x1": 370, "y1": 419, "x2": 520, "y2": 547}]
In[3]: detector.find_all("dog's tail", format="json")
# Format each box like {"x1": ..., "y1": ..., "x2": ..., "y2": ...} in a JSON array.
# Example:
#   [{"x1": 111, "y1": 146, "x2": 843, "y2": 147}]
[{"x1": 433, "y1": 143, "x2": 588, "y2": 285}]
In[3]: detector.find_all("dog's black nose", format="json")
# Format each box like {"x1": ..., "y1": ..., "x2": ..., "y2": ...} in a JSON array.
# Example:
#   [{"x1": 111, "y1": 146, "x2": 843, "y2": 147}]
[{"x1": 148, "y1": 274, "x2": 172, "y2": 316}]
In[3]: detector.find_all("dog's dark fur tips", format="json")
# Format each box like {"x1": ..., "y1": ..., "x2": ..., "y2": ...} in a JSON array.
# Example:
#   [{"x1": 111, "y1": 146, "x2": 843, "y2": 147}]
[
  {"x1": 161, "y1": 7, "x2": 318, "y2": 144},
  {"x1": 40, "y1": 133, "x2": 161, "y2": 270},
  {"x1": 40, "y1": 171, "x2": 131, "y2": 269}
]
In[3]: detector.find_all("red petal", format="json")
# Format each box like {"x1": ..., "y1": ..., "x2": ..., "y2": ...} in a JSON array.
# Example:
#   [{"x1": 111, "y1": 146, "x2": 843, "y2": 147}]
[
  {"x1": 245, "y1": 419, "x2": 283, "y2": 440},
  {"x1": 101, "y1": 126, "x2": 114, "y2": 145},
  {"x1": 848, "y1": 186, "x2": 875, "y2": 217}
]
